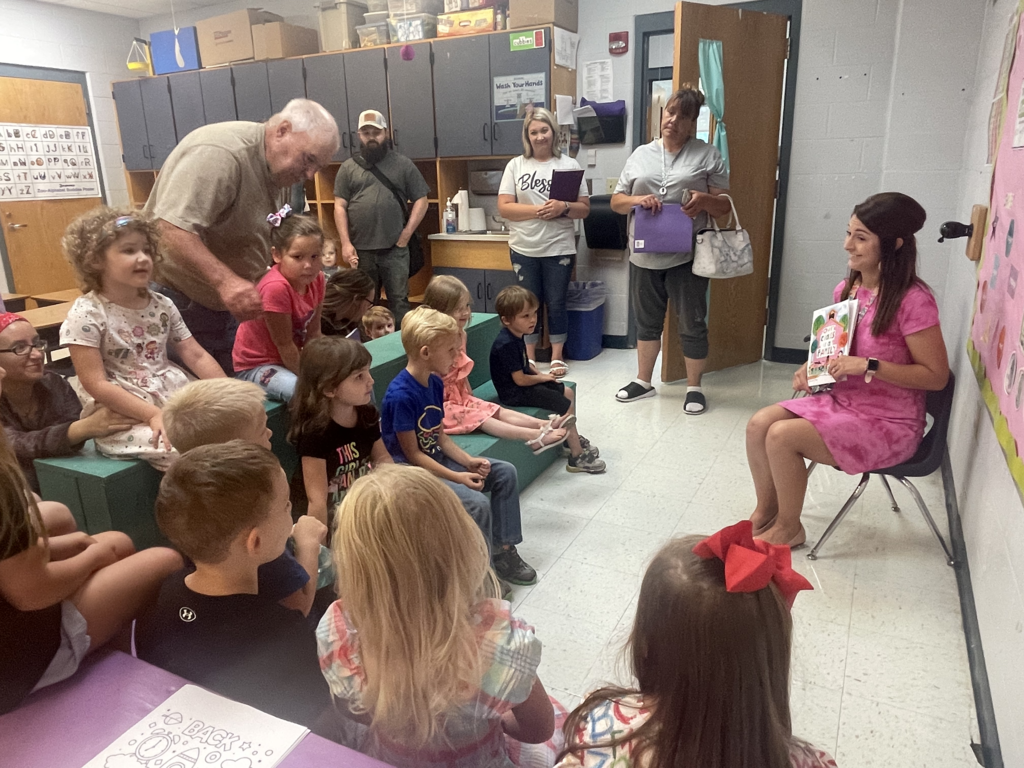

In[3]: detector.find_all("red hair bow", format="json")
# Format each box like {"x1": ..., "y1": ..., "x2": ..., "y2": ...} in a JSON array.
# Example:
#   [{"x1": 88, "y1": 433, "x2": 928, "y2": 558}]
[{"x1": 692, "y1": 520, "x2": 813, "y2": 609}]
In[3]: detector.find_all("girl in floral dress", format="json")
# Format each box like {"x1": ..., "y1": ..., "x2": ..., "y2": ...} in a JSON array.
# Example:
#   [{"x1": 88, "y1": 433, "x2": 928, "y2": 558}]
[
  {"x1": 557, "y1": 523, "x2": 836, "y2": 768},
  {"x1": 59, "y1": 207, "x2": 225, "y2": 467},
  {"x1": 422, "y1": 275, "x2": 568, "y2": 454}
]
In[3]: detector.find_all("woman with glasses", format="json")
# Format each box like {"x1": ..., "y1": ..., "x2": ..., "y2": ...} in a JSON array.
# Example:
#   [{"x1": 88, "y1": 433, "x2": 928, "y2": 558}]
[
  {"x1": 320, "y1": 268, "x2": 377, "y2": 341},
  {"x1": 0, "y1": 313, "x2": 137, "y2": 491}
]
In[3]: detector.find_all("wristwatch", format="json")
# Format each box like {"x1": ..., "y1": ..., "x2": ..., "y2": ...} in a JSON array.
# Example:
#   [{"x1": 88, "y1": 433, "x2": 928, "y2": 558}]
[
  {"x1": 561, "y1": 201, "x2": 571, "y2": 216},
  {"x1": 865, "y1": 357, "x2": 880, "y2": 383}
]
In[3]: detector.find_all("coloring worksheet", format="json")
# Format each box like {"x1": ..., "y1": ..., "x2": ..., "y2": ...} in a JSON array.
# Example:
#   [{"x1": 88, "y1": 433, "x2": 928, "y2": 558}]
[{"x1": 83, "y1": 685, "x2": 308, "y2": 768}]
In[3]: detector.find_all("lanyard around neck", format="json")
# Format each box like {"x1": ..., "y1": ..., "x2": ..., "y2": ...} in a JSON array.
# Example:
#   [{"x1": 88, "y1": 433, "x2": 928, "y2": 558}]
[{"x1": 659, "y1": 138, "x2": 684, "y2": 198}]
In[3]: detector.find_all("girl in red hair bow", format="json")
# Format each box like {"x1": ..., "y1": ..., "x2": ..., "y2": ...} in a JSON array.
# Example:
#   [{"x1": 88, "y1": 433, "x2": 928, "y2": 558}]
[{"x1": 557, "y1": 521, "x2": 834, "y2": 768}]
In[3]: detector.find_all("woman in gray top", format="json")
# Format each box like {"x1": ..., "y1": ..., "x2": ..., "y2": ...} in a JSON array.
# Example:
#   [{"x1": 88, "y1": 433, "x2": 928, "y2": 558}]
[{"x1": 610, "y1": 86, "x2": 732, "y2": 414}]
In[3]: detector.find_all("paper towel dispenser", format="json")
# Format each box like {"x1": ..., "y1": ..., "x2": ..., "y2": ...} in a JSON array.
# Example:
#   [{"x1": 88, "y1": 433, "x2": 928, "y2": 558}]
[{"x1": 584, "y1": 195, "x2": 628, "y2": 250}]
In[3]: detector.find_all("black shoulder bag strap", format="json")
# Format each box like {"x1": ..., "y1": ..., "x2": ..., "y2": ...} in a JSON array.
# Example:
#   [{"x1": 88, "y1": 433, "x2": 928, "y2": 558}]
[{"x1": 363, "y1": 160, "x2": 424, "y2": 277}]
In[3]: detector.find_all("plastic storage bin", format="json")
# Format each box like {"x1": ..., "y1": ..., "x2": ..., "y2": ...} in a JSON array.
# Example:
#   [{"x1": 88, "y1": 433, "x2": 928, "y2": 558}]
[
  {"x1": 356, "y1": 20, "x2": 391, "y2": 45},
  {"x1": 564, "y1": 281, "x2": 606, "y2": 361},
  {"x1": 387, "y1": 12, "x2": 437, "y2": 41},
  {"x1": 388, "y1": 0, "x2": 443, "y2": 14},
  {"x1": 364, "y1": 10, "x2": 389, "y2": 23},
  {"x1": 365, "y1": 0, "x2": 389, "y2": 10}
]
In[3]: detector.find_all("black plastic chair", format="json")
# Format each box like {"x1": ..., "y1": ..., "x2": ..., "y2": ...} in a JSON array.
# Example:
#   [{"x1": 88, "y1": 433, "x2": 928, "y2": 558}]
[{"x1": 806, "y1": 371, "x2": 956, "y2": 566}]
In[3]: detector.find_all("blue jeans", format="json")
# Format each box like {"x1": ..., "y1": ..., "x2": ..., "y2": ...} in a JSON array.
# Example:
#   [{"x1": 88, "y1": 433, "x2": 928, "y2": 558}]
[
  {"x1": 438, "y1": 456, "x2": 522, "y2": 551},
  {"x1": 152, "y1": 283, "x2": 238, "y2": 375},
  {"x1": 357, "y1": 245, "x2": 410, "y2": 328},
  {"x1": 509, "y1": 250, "x2": 575, "y2": 347},
  {"x1": 236, "y1": 364, "x2": 297, "y2": 402}
]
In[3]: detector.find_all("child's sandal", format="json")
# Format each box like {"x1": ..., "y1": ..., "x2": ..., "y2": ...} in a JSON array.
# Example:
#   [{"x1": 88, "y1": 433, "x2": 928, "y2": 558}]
[
  {"x1": 549, "y1": 413, "x2": 577, "y2": 431},
  {"x1": 526, "y1": 426, "x2": 568, "y2": 455}
]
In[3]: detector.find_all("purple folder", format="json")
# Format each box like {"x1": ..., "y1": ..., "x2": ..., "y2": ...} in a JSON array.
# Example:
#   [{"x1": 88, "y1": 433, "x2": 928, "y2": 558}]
[
  {"x1": 550, "y1": 169, "x2": 585, "y2": 202},
  {"x1": 632, "y1": 205, "x2": 694, "y2": 253}
]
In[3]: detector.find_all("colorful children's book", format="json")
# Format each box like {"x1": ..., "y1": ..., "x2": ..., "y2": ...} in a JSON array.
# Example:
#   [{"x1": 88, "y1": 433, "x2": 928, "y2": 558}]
[
  {"x1": 807, "y1": 299, "x2": 858, "y2": 388},
  {"x1": 83, "y1": 684, "x2": 308, "y2": 768}
]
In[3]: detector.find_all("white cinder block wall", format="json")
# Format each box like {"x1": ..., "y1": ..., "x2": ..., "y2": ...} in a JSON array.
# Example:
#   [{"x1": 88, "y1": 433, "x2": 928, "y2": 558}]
[
  {"x1": 943, "y1": 0, "x2": 1024, "y2": 763},
  {"x1": 0, "y1": 0, "x2": 141, "y2": 219}
]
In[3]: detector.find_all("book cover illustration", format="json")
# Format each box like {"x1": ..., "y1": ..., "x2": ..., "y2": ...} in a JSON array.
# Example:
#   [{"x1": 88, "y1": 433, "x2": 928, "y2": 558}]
[{"x1": 807, "y1": 299, "x2": 858, "y2": 388}]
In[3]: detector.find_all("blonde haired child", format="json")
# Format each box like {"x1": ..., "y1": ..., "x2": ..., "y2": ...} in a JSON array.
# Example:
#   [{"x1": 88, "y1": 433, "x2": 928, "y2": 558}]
[
  {"x1": 557, "y1": 522, "x2": 835, "y2": 768},
  {"x1": 161, "y1": 378, "x2": 324, "y2": 617},
  {"x1": 322, "y1": 237, "x2": 340, "y2": 278},
  {"x1": 233, "y1": 208, "x2": 326, "y2": 402},
  {"x1": 0, "y1": 390, "x2": 181, "y2": 713},
  {"x1": 163, "y1": 378, "x2": 271, "y2": 453},
  {"x1": 289, "y1": 336, "x2": 392, "y2": 528},
  {"x1": 317, "y1": 463, "x2": 563, "y2": 768},
  {"x1": 59, "y1": 207, "x2": 225, "y2": 467},
  {"x1": 360, "y1": 305, "x2": 395, "y2": 340},
  {"x1": 423, "y1": 275, "x2": 568, "y2": 454}
]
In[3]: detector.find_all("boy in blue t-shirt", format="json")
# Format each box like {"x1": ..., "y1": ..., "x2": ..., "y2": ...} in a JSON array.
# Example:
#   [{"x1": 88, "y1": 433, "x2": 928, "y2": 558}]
[
  {"x1": 380, "y1": 306, "x2": 537, "y2": 586},
  {"x1": 490, "y1": 286, "x2": 605, "y2": 474}
]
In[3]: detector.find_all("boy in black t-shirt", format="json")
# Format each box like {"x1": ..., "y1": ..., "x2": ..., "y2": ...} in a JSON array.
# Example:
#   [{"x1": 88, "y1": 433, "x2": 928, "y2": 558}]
[
  {"x1": 135, "y1": 442, "x2": 333, "y2": 731},
  {"x1": 162, "y1": 379, "x2": 327, "y2": 618},
  {"x1": 490, "y1": 286, "x2": 606, "y2": 474}
]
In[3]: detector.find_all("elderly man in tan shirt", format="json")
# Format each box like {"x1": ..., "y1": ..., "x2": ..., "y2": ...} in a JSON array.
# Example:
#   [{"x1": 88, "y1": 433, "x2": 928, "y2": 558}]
[{"x1": 145, "y1": 98, "x2": 339, "y2": 373}]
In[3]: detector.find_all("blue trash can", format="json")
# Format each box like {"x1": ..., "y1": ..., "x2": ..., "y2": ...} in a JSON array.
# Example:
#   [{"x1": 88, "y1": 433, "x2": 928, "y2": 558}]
[{"x1": 564, "y1": 281, "x2": 606, "y2": 361}]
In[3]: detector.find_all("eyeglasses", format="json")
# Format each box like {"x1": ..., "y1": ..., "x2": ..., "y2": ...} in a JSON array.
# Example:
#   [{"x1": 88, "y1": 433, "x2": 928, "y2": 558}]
[{"x1": 0, "y1": 339, "x2": 48, "y2": 356}]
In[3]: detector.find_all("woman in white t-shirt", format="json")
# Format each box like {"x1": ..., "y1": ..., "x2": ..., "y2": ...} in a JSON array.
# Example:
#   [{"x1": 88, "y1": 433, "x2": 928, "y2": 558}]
[{"x1": 498, "y1": 108, "x2": 590, "y2": 378}]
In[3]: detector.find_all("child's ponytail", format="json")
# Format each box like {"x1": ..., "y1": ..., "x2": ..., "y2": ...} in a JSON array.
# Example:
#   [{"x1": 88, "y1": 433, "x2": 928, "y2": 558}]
[{"x1": 0, "y1": 430, "x2": 44, "y2": 560}]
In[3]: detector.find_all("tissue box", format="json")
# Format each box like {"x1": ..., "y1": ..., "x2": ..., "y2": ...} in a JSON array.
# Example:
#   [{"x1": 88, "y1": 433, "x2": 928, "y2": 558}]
[
  {"x1": 438, "y1": 8, "x2": 495, "y2": 36},
  {"x1": 196, "y1": 8, "x2": 283, "y2": 66},
  {"x1": 509, "y1": 0, "x2": 576, "y2": 32},
  {"x1": 150, "y1": 27, "x2": 201, "y2": 74},
  {"x1": 252, "y1": 22, "x2": 320, "y2": 59}
]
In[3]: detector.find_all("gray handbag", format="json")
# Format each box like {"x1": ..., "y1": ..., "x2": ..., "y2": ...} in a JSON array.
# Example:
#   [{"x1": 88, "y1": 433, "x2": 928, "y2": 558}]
[{"x1": 692, "y1": 194, "x2": 754, "y2": 279}]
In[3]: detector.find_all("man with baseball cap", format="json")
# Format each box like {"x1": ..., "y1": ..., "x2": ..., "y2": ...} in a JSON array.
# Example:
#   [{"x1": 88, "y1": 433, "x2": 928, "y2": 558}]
[{"x1": 332, "y1": 109, "x2": 430, "y2": 328}]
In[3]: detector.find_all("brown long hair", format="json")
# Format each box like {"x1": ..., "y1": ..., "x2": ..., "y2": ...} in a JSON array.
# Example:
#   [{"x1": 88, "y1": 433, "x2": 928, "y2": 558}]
[
  {"x1": 0, "y1": 428, "x2": 45, "y2": 561},
  {"x1": 840, "y1": 192, "x2": 928, "y2": 335},
  {"x1": 560, "y1": 536, "x2": 795, "y2": 768},
  {"x1": 288, "y1": 336, "x2": 374, "y2": 443},
  {"x1": 323, "y1": 268, "x2": 376, "y2": 329}
]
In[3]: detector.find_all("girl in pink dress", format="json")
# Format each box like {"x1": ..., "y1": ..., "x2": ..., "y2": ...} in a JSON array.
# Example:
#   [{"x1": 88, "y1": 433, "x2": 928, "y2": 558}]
[
  {"x1": 557, "y1": 524, "x2": 835, "y2": 768},
  {"x1": 423, "y1": 276, "x2": 569, "y2": 454},
  {"x1": 746, "y1": 193, "x2": 950, "y2": 547}
]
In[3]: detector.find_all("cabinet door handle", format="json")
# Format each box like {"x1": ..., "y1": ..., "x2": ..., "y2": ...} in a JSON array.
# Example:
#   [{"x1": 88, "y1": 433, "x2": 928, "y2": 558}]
[
  {"x1": 483, "y1": 123, "x2": 489, "y2": 142},
  {"x1": 492, "y1": 123, "x2": 499, "y2": 141},
  {"x1": 350, "y1": 132, "x2": 356, "y2": 150},
  {"x1": 477, "y1": 282, "x2": 483, "y2": 300},
  {"x1": 341, "y1": 132, "x2": 348, "y2": 148},
  {"x1": 393, "y1": 128, "x2": 398, "y2": 146},
  {"x1": 148, "y1": 145, "x2": 155, "y2": 161},
  {"x1": 142, "y1": 144, "x2": 150, "y2": 159},
  {"x1": 486, "y1": 282, "x2": 493, "y2": 301}
]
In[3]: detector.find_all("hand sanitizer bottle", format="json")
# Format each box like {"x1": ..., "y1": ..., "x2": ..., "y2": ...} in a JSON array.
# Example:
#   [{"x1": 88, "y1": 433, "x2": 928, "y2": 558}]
[{"x1": 444, "y1": 198, "x2": 457, "y2": 234}]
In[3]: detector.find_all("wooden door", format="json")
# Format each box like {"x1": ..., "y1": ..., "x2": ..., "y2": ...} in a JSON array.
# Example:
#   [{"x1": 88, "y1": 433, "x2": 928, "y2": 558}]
[
  {"x1": 662, "y1": 2, "x2": 788, "y2": 379},
  {"x1": 0, "y1": 76, "x2": 100, "y2": 295}
]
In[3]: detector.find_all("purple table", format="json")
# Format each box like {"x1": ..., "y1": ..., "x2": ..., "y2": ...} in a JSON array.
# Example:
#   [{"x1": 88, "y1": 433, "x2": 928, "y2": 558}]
[{"x1": 0, "y1": 650, "x2": 392, "y2": 768}]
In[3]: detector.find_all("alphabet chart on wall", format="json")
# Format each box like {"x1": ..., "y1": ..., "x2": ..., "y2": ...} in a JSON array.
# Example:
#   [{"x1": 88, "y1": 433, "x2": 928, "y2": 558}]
[
  {"x1": 0, "y1": 123, "x2": 101, "y2": 200},
  {"x1": 83, "y1": 685, "x2": 308, "y2": 768}
]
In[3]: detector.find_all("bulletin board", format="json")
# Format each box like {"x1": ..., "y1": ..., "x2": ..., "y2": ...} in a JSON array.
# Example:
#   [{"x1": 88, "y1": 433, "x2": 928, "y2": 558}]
[
  {"x1": 968, "y1": 3, "x2": 1024, "y2": 495},
  {"x1": 0, "y1": 123, "x2": 100, "y2": 200}
]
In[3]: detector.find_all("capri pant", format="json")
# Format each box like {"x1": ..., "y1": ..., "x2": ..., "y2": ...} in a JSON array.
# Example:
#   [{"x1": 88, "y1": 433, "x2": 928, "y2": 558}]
[
  {"x1": 631, "y1": 260, "x2": 710, "y2": 360},
  {"x1": 509, "y1": 251, "x2": 575, "y2": 346}
]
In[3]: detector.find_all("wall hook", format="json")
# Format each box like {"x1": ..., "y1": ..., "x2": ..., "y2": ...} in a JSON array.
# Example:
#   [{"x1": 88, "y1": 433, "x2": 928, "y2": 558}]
[{"x1": 938, "y1": 220, "x2": 973, "y2": 243}]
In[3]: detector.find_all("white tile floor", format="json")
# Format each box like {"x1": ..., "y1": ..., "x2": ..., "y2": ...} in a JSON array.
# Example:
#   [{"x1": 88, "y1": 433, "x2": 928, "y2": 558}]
[{"x1": 509, "y1": 350, "x2": 978, "y2": 767}]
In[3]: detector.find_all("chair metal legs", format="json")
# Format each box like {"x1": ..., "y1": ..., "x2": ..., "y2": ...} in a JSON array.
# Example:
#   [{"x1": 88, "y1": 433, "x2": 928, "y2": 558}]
[
  {"x1": 893, "y1": 477, "x2": 956, "y2": 567},
  {"x1": 807, "y1": 473, "x2": 870, "y2": 560},
  {"x1": 879, "y1": 475, "x2": 900, "y2": 512},
  {"x1": 806, "y1": 473, "x2": 956, "y2": 567}
]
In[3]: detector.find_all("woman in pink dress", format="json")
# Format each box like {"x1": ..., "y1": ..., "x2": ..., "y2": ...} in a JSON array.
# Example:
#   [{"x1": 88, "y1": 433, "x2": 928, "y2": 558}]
[{"x1": 746, "y1": 193, "x2": 950, "y2": 547}]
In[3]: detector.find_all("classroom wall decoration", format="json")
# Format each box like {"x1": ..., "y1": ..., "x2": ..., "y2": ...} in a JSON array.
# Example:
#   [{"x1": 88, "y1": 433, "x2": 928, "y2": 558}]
[
  {"x1": 969, "y1": 2, "x2": 1024, "y2": 496},
  {"x1": 0, "y1": 123, "x2": 101, "y2": 200}
]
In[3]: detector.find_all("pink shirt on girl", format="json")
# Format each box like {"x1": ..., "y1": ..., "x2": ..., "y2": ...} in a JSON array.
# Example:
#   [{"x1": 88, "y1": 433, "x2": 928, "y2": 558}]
[{"x1": 233, "y1": 266, "x2": 325, "y2": 371}]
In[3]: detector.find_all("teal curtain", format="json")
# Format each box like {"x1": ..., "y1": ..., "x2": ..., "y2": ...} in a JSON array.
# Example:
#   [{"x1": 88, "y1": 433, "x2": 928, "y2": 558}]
[{"x1": 698, "y1": 38, "x2": 729, "y2": 172}]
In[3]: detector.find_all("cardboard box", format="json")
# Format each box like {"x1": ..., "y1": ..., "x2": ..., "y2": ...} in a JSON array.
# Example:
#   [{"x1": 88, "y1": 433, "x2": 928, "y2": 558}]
[
  {"x1": 438, "y1": 8, "x2": 495, "y2": 36},
  {"x1": 509, "y1": 0, "x2": 576, "y2": 32},
  {"x1": 253, "y1": 21, "x2": 320, "y2": 59},
  {"x1": 150, "y1": 27, "x2": 201, "y2": 74},
  {"x1": 196, "y1": 8, "x2": 283, "y2": 67},
  {"x1": 319, "y1": 1, "x2": 368, "y2": 51}
]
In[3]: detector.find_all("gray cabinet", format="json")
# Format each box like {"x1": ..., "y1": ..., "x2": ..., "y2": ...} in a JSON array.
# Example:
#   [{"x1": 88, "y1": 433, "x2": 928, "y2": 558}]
[
  {"x1": 489, "y1": 36, "x2": 550, "y2": 156},
  {"x1": 386, "y1": 42, "x2": 435, "y2": 159},
  {"x1": 200, "y1": 67, "x2": 236, "y2": 124},
  {"x1": 433, "y1": 36, "x2": 491, "y2": 157},
  {"x1": 168, "y1": 72, "x2": 204, "y2": 143},
  {"x1": 113, "y1": 78, "x2": 176, "y2": 170},
  {"x1": 344, "y1": 49, "x2": 389, "y2": 155},
  {"x1": 433, "y1": 265, "x2": 515, "y2": 313},
  {"x1": 232, "y1": 61, "x2": 272, "y2": 123},
  {"x1": 267, "y1": 58, "x2": 306, "y2": 114},
  {"x1": 304, "y1": 53, "x2": 352, "y2": 160}
]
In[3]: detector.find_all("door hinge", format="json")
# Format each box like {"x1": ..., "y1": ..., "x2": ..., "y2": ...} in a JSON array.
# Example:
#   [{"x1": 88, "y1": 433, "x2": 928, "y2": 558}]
[
  {"x1": 786, "y1": 37, "x2": 791, "y2": 60},
  {"x1": 775, "y1": 178, "x2": 780, "y2": 199}
]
